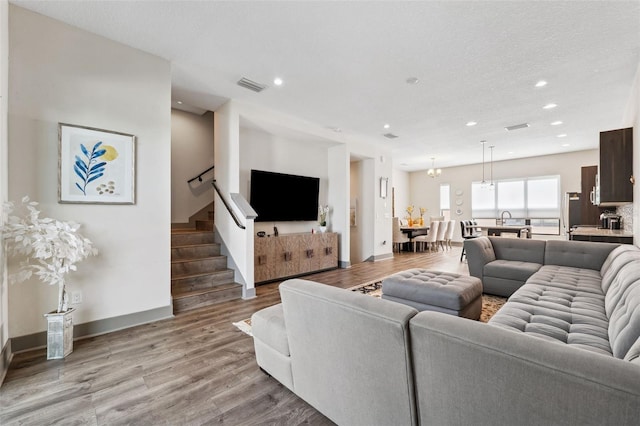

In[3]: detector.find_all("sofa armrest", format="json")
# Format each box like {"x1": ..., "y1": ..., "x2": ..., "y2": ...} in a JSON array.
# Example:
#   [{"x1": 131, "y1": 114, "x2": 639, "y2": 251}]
[
  {"x1": 464, "y1": 236, "x2": 495, "y2": 280},
  {"x1": 410, "y1": 312, "x2": 640, "y2": 426}
]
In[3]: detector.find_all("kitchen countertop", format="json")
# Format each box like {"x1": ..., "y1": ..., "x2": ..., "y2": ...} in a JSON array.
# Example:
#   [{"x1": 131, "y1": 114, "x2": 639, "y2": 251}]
[{"x1": 570, "y1": 227, "x2": 633, "y2": 237}]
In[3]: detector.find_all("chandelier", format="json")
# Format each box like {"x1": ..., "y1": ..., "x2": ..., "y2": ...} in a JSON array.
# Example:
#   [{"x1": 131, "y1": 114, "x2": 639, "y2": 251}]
[{"x1": 427, "y1": 157, "x2": 441, "y2": 178}]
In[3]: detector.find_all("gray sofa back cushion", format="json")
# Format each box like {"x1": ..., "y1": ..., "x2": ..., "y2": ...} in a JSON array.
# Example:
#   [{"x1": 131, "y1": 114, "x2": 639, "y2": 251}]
[
  {"x1": 604, "y1": 259, "x2": 640, "y2": 360},
  {"x1": 544, "y1": 240, "x2": 617, "y2": 271},
  {"x1": 489, "y1": 237, "x2": 546, "y2": 264},
  {"x1": 601, "y1": 245, "x2": 640, "y2": 293},
  {"x1": 279, "y1": 279, "x2": 419, "y2": 426}
]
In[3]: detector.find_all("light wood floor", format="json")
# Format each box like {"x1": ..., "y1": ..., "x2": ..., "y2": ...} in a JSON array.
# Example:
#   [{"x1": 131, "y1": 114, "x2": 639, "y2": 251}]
[{"x1": 1, "y1": 248, "x2": 468, "y2": 425}]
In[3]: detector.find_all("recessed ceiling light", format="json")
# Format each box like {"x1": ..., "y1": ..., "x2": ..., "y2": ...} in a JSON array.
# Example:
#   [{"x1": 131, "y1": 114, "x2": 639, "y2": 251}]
[
  {"x1": 535, "y1": 80, "x2": 547, "y2": 88},
  {"x1": 273, "y1": 77, "x2": 283, "y2": 86},
  {"x1": 551, "y1": 121, "x2": 563, "y2": 126},
  {"x1": 543, "y1": 103, "x2": 557, "y2": 110},
  {"x1": 406, "y1": 77, "x2": 419, "y2": 85},
  {"x1": 508, "y1": 151, "x2": 514, "y2": 154},
  {"x1": 561, "y1": 143, "x2": 570, "y2": 147},
  {"x1": 383, "y1": 124, "x2": 390, "y2": 129},
  {"x1": 177, "y1": 101, "x2": 183, "y2": 104},
  {"x1": 557, "y1": 133, "x2": 568, "y2": 138},
  {"x1": 466, "y1": 121, "x2": 477, "y2": 127}
]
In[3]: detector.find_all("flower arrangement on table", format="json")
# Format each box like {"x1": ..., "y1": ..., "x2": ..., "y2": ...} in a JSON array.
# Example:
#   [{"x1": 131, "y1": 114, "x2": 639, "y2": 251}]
[
  {"x1": 1, "y1": 196, "x2": 98, "y2": 313},
  {"x1": 318, "y1": 205, "x2": 330, "y2": 227},
  {"x1": 419, "y1": 207, "x2": 427, "y2": 226},
  {"x1": 406, "y1": 205, "x2": 414, "y2": 226}
]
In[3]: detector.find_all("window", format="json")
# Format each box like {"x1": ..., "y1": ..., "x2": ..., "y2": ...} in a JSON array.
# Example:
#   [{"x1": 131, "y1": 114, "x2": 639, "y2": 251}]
[
  {"x1": 471, "y1": 175, "x2": 561, "y2": 234},
  {"x1": 440, "y1": 184, "x2": 451, "y2": 221}
]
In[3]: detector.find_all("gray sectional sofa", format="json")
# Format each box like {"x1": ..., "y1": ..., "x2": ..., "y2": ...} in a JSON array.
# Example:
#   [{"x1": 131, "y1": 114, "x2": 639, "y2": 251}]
[
  {"x1": 252, "y1": 248, "x2": 640, "y2": 426},
  {"x1": 465, "y1": 237, "x2": 640, "y2": 361}
]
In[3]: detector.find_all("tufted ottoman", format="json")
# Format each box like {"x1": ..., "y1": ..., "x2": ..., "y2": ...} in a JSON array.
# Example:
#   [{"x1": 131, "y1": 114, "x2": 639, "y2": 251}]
[{"x1": 381, "y1": 268, "x2": 483, "y2": 320}]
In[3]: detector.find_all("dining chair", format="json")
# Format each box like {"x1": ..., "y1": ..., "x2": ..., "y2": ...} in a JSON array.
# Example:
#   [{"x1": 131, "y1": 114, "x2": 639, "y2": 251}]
[
  {"x1": 414, "y1": 221, "x2": 439, "y2": 252},
  {"x1": 460, "y1": 219, "x2": 481, "y2": 261},
  {"x1": 445, "y1": 220, "x2": 455, "y2": 250},
  {"x1": 436, "y1": 220, "x2": 448, "y2": 251},
  {"x1": 392, "y1": 217, "x2": 411, "y2": 252}
]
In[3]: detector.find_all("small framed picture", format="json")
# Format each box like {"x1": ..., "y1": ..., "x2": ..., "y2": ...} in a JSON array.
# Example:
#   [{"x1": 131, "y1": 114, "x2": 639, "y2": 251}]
[
  {"x1": 380, "y1": 177, "x2": 388, "y2": 199},
  {"x1": 58, "y1": 123, "x2": 135, "y2": 204}
]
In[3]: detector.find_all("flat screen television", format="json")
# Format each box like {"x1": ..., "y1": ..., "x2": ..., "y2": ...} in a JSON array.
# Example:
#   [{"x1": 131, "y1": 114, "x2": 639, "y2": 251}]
[{"x1": 250, "y1": 169, "x2": 320, "y2": 222}]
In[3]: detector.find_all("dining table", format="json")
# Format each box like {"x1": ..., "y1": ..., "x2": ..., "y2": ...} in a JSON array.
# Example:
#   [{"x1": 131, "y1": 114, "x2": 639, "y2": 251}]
[{"x1": 400, "y1": 225, "x2": 430, "y2": 239}]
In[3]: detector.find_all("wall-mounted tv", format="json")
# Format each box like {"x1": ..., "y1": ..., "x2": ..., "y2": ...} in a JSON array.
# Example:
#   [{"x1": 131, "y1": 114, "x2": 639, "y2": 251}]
[{"x1": 250, "y1": 169, "x2": 320, "y2": 222}]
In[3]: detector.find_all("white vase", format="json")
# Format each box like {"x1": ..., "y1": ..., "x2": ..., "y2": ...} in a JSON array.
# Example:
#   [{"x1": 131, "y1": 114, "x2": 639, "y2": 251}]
[
  {"x1": 44, "y1": 308, "x2": 74, "y2": 359},
  {"x1": 319, "y1": 226, "x2": 327, "y2": 233}
]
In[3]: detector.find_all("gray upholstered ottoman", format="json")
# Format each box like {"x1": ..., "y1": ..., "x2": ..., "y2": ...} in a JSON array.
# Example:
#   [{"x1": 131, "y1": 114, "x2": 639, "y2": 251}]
[{"x1": 381, "y1": 268, "x2": 483, "y2": 320}]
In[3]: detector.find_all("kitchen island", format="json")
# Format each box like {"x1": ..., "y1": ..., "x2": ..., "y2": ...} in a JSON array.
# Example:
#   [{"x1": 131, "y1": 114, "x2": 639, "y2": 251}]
[{"x1": 569, "y1": 227, "x2": 633, "y2": 244}]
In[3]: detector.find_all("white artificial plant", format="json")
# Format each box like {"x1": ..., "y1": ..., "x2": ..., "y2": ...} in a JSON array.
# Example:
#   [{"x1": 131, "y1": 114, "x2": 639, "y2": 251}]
[{"x1": 1, "y1": 196, "x2": 98, "y2": 313}]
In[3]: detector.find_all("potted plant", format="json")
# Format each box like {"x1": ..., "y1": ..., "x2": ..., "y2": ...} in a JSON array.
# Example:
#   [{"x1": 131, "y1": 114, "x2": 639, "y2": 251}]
[
  {"x1": 318, "y1": 205, "x2": 330, "y2": 233},
  {"x1": 1, "y1": 196, "x2": 97, "y2": 358}
]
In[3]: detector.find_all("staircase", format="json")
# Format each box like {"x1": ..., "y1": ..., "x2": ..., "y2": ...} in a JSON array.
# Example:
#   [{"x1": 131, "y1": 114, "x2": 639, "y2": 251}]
[{"x1": 171, "y1": 211, "x2": 242, "y2": 314}]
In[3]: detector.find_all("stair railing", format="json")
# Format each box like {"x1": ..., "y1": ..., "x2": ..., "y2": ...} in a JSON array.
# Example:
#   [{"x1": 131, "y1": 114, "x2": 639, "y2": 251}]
[
  {"x1": 212, "y1": 180, "x2": 246, "y2": 230},
  {"x1": 187, "y1": 165, "x2": 215, "y2": 184}
]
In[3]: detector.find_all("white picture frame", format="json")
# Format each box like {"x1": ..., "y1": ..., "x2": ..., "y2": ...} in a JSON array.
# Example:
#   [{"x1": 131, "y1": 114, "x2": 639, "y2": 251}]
[{"x1": 59, "y1": 123, "x2": 136, "y2": 204}]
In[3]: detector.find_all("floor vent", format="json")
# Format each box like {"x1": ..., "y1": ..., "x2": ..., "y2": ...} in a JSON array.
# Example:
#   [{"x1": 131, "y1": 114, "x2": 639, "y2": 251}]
[{"x1": 237, "y1": 77, "x2": 267, "y2": 93}]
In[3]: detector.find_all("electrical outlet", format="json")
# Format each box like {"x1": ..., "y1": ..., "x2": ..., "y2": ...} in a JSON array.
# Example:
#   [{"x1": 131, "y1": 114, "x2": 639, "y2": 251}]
[{"x1": 71, "y1": 291, "x2": 82, "y2": 304}]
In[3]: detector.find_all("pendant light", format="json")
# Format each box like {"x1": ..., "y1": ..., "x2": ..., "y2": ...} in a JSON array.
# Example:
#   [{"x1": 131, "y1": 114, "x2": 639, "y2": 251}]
[
  {"x1": 427, "y1": 157, "x2": 441, "y2": 178},
  {"x1": 489, "y1": 145, "x2": 495, "y2": 190}
]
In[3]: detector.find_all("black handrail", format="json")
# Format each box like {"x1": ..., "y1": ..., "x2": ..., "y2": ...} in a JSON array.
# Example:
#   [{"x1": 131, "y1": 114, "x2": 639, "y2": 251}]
[
  {"x1": 188, "y1": 165, "x2": 215, "y2": 183},
  {"x1": 212, "y1": 180, "x2": 246, "y2": 230}
]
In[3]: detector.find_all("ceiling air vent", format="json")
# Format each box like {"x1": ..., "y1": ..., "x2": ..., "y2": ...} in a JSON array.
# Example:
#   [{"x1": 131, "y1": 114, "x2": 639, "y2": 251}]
[
  {"x1": 505, "y1": 123, "x2": 530, "y2": 131},
  {"x1": 383, "y1": 133, "x2": 399, "y2": 139},
  {"x1": 237, "y1": 77, "x2": 267, "y2": 93}
]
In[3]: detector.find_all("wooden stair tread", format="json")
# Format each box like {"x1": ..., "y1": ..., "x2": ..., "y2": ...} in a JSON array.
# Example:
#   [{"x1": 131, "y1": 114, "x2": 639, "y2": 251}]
[
  {"x1": 170, "y1": 255, "x2": 226, "y2": 264},
  {"x1": 172, "y1": 242, "x2": 219, "y2": 249},
  {"x1": 171, "y1": 268, "x2": 234, "y2": 281},
  {"x1": 172, "y1": 282, "x2": 241, "y2": 299}
]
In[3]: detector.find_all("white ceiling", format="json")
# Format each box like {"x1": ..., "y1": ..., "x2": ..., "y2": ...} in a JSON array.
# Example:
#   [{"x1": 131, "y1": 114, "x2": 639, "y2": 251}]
[{"x1": 12, "y1": 1, "x2": 640, "y2": 171}]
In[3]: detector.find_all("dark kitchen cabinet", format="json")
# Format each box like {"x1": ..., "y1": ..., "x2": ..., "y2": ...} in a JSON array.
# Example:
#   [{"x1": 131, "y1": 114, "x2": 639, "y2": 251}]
[
  {"x1": 599, "y1": 127, "x2": 633, "y2": 205},
  {"x1": 580, "y1": 166, "x2": 601, "y2": 225}
]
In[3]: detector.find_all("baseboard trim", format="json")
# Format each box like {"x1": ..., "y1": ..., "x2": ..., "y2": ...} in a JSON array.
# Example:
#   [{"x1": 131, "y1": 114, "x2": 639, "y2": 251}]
[
  {"x1": 366, "y1": 253, "x2": 394, "y2": 262},
  {"x1": 11, "y1": 305, "x2": 174, "y2": 353},
  {"x1": 339, "y1": 260, "x2": 351, "y2": 268},
  {"x1": 0, "y1": 339, "x2": 12, "y2": 387},
  {"x1": 243, "y1": 287, "x2": 256, "y2": 299}
]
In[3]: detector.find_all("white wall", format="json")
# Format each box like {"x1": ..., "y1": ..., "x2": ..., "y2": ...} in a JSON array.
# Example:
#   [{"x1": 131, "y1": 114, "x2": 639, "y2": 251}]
[
  {"x1": 239, "y1": 126, "x2": 329, "y2": 235},
  {"x1": 623, "y1": 60, "x2": 639, "y2": 246},
  {"x1": 8, "y1": 6, "x2": 172, "y2": 337},
  {"x1": 171, "y1": 109, "x2": 214, "y2": 223},
  {"x1": 408, "y1": 149, "x2": 600, "y2": 242},
  {"x1": 392, "y1": 168, "x2": 410, "y2": 220},
  {"x1": 1, "y1": 0, "x2": 9, "y2": 370}
]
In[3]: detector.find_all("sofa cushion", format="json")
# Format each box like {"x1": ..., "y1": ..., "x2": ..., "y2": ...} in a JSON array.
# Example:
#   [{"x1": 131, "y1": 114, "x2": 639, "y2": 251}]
[
  {"x1": 489, "y1": 236, "x2": 546, "y2": 264},
  {"x1": 604, "y1": 261, "x2": 640, "y2": 360},
  {"x1": 526, "y1": 265, "x2": 603, "y2": 296},
  {"x1": 544, "y1": 240, "x2": 618, "y2": 271},
  {"x1": 489, "y1": 301, "x2": 612, "y2": 356},
  {"x1": 251, "y1": 303, "x2": 290, "y2": 356},
  {"x1": 601, "y1": 245, "x2": 640, "y2": 293},
  {"x1": 484, "y1": 260, "x2": 541, "y2": 283},
  {"x1": 279, "y1": 279, "x2": 419, "y2": 426}
]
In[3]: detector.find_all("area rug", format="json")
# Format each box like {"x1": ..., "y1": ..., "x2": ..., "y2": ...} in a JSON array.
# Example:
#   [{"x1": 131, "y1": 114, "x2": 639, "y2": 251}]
[{"x1": 233, "y1": 278, "x2": 507, "y2": 336}]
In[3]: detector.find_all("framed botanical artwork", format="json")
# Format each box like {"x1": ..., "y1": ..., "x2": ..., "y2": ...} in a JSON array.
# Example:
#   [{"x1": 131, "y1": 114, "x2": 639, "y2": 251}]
[{"x1": 59, "y1": 123, "x2": 135, "y2": 204}]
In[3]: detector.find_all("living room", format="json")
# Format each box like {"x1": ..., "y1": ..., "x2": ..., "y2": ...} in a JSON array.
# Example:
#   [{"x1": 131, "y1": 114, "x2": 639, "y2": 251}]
[{"x1": 1, "y1": 1, "x2": 640, "y2": 424}]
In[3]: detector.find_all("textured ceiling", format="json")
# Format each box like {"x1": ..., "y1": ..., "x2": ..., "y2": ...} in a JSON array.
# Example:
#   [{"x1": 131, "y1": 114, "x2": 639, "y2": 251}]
[{"x1": 12, "y1": 1, "x2": 640, "y2": 170}]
